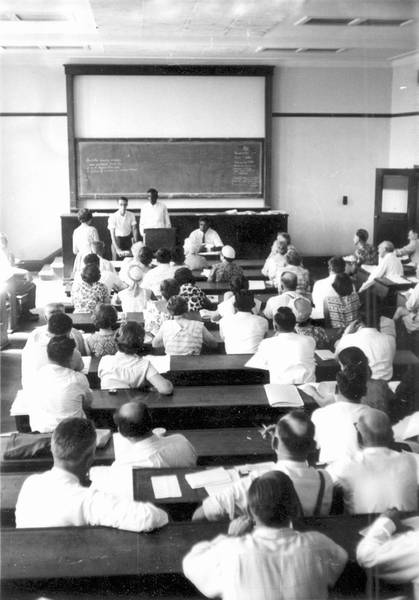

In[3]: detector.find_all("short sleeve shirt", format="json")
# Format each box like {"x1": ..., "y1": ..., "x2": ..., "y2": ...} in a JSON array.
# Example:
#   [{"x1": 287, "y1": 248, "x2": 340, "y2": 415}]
[
  {"x1": 98, "y1": 351, "x2": 157, "y2": 389},
  {"x1": 108, "y1": 211, "x2": 136, "y2": 237}
]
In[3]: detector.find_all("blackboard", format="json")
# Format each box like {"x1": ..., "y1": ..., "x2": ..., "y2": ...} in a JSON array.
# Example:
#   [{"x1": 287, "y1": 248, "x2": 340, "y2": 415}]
[{"x1": 76, "y1": 139, "x2": 263, "y2": 198}]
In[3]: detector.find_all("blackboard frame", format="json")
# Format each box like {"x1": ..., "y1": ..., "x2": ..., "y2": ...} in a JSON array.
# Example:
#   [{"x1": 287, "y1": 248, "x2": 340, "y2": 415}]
[{"x1": 76, "y1": 137, "x2": 264, "y2": 199}]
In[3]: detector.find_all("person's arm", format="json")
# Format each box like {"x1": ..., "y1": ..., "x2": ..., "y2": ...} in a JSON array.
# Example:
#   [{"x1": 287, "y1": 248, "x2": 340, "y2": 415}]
[
  {"x1": 164, "y1": 206, "x2": 171, "y2": 229},
  {"x1": 396, "y1": 240, "x2": 415, "y2": 257},
  {"x1": 213, "y1": 231, "x2": 223, "y2": 248},
  {"x1": 110, "y1": 228, "x2": 123, "y2": 258},
  {"x1": 145, "y1": 361, "x2": 173, "y2": 395},
  {"x1": 72, "y1": 230, "x2": 79, "y2": 255},
  {"x1": 70, "y1": 349, "x2": 84, "y2": 372},
  {"x1": 192, "y1": 478, "x2": 251, "y2": 522},
  {"x1": 358, "y1": 259, "x2": 387, "y2": 293},
  {"x1": 131, "y1": 215, "x2": 139, "y2": 243},
  {"x1": 202, "y1": 326, "x2": 218, "y2": 349},
  {"x1": 183, "y1": 536, "x2": 227, "y2": 599},
  {"x1": 151, "y1": 326, "x2": 164, "y2": 348},
  {"x1": 315, "y1": 533, "x2": 348, "y2": 587},
  {"x1": 82, "y1": 386, "x2": 93, "y2": 411},
  {"x1": 207, "y1": 266, "x2": 216, "y2": 283}
]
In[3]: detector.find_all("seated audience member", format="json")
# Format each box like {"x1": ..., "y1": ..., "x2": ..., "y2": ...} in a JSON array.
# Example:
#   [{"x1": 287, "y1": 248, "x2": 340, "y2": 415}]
[
  {"x1": 356, "y1": 508, "x2": 419, "y2": 588},
  {"x1": 90, "y1": 240, "x2": 115, "y2": 273},
  {"x1": 74, "y1": 253, "x2": 125, "y2": 294},
  {"x1": 175, "y1": 267, "x2": 213, "y2": 312},
  {"x1": 71, "y1": 263, "x2": 109, "y2": 313},
  {"x1": 187, "y1": 216, "x2": 223, "y2": 252},
  {"x1": 249, "y1": 307, "x2": 315, "y2": 384},
  {"x1": 183, "y1": 237, "x2": 208, "y2": 271},
  {"x1": 29, "y1": 336, "x2": 92, "y2": 433},
  {"x1": 98, "y1": 321, "x2": 173, "y2": 394},
  {"x1": 152, "y1": 296, "x2": 217, "y2": 356},
  {"x1": 358, "y1": 240, "x2": 403, "y2": 294},
  {"x1": 112, "y1": 402, "x2": 197, "y2": 467},
  {"x1": 72, "y1": 208, "x2": 99, "y2": 274},
  {"x1": 15, "y1": 417, "x2": 168, "y2": 531},
  {"x1": 353, "y1": 228, "x2": 377, "y2": 266},
  {"x1": 192, "y1": 410, "x2": 333, "y2": 522},
  {"x1": 335, "y1": 310, "x2": 396, "y2": 381},
  {"x1": 291, "y1": 296, "x2": 329, "y2": 349},
  {"x1": 311, "y1": 361, "x2": 374, "y2": 464},
  {"x1": 143, "y1": 278, "x2": 180, "y2": 336},
  {"x1": 113, "y1": 264, "x2": 151, "y2": 312},
  {"x1": 170, "y1": 245, "x2": 187, "y2": 271},
  {"x1": 312, "y1": 256, "x2": 346, "y2": 318},
  {"x1": 22, "y1": 312, "x2": 84, "y2": 388},
  {"x1": 141, "y1": 247, "x2": 174, "y2": 296},
  {"x1": 207, "y1": 245, "x2": 244, "y2": 284},
  {"x1": 395, "y1": 228, "x2": 419, "y2": 266},
  {"x1": 325, "y1": 272, "x2": 360, "y2": 329},
  {"x1": 184, "y1": 471, "x2": 347, "y2": 600},
  {"x1": 264, "y1": 271, "x2": 300, "y2": 320},
  {"x1": 262, "y1": 234, "x2": 288, "y2": 281},
  {"x1": 84, "y1": 303, "x2": 118, "y2": 358},
  {"x1": 119, "y1": 243, "x2": 151, "y2": 285},
  {"x1": 393, "y1": 278, "x2": 419, "y2": 334},
  {"x1": 219, "y1": 291, "x2": 268, "y2": 354},
  {"x1": 215, "y1": 275, "x2": 262, "y2": 319},
  {"x1": 327, "y1": 409, "x2": 418, "y2": 515},
  {"x1": 274, "y1": 249, "x2": 311, "y2": 299}
]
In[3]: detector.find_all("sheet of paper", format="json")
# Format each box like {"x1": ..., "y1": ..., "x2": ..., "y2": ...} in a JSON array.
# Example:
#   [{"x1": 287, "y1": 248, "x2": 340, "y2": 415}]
[
  {"x1": 82, "y1": 356, "x2": 92, "y2": 374},
  {"x1": 143, "y1": 354, "x2": 170, "y2": 374},
  {"x1": 388, "y1": 381, "x2": 401, "y2": 393},
  {"x1": 315, "y1": 350, "x2": 335, "y2": 361},
  {"x1": 386, "y1": 275, "x2": 408, "y2": 285},
  {"x1": 263, "y1": 384, "x2": 303, "y2": 407},
  {"x1": 151, "y1": 475, "x2": 182, "y2": 499},
  {"x1": 185, "y1": 467, "x2": 231, "y2": 490},
  {"x1": 234, "y1": 462, "x2": 275, "y2": 476},
  {"x1": 249, "y1": 280, "x2": 265, "y2": 290}
]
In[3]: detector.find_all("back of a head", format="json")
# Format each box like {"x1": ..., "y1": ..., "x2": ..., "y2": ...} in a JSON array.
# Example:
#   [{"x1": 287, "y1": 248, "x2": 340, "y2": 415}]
[
  {"x1": 357, "y1": 409, "x2": 393, "y2": 448},
  {"x1": 356, "y1": 228, "x2": 369, "y2": 244},
  {"x1": 93, "y1": 303, "x2": 118, "y2": 330},
  {"x1": 47, "y1": 312, "x2": 73, "y2": 336},
  {"x1": 78, "y1": 208, "x2": 93, "y2": 224},
  {"x1": 248, "y1": 471, "x2": 301, "y2": 527},
  {"x1": 130, "y1": 241, "x2": 144, "y2": 260},
  {"x1": 280, "y1": 271, "x2": 298, "y2": 291},
  {"x1": 147, "y1": 187, "x2": 158, "y2": 199},
  {"x1": 171, "y1": 246, "x2": 185, "y2": 265},
  {"x1": 336, "y1": 363, "x2": 368, "y2": 402},
  {"x1": 174, "y1": 267, "x2": 195, "y2": 286},
  {"x1": 83, "y1": 253, "x2": 100, "y2": 267},
  {"x1": 91, "y1": 240, "x2": 105, "y2": 256},
  {"x1": 274, "y1": 306, "x2": 296, "y2": 332},
  {"x1": 139, "y1": 246, "x2": 153, "y2": 266},
  {"x1": 230, "y1": 275, "x2": 249, "y2": 293},
  {"x1": 381, "y1": 240, "x2": 394, "y2": 253},
  {"x1": 338, "y1": 346, "x2": 370, "y2": 375},
  {"x1": 277, "y1": 231, "x2": 291, "y2": 245},
  {"x1": 44, "y1": 302, "x2": 65, "y2": 321},
  {"x1": 52, "y1": 418, "x2": 96, "y2": 462},
  {"x1": 47, "y1": 335, "x2": 76, "y2": 366},
  {"x1": 116, "y1": 321, "x2": 145, "y2": 355},
  {"x1": 276, "y1": 410, "x2": 316, "y2": 460},
  {"x1": 155, "y1": 248, "x2": 171, "y2": 264},
  {"x1": 291, "y1": 297, "x2": 312, "y2": 324},
  {"x1": 234, "y1": 291, "x2": 255, "y2": 313},
  {"x1": 221, "y1": 245, "x2": 236, "y2": 262},
  {"x1": 285, "y1": 249, "x2": 301, "y2": 267},
  {"x1": 115, "y1": 402, "x2": 153, "y2": 439},
  {"x1": 332, "y1": 273, "x2": 354, "y2": 297},
  {"x1": 167, "y1": 295, "x2": 188, "y2": 316},
  {"x1": 160, "y1": 278, "x2": 180, "y2": 300},
  {"x1": 328, "y1": 256, "x2": 345, "y2": 274},
  {"x1": 81, "y1": 263, "x2": 101, "y2": 284}
]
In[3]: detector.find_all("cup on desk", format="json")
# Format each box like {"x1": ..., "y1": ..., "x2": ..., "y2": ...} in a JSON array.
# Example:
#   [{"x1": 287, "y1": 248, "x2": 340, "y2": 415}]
[{"x1": 152, "y1": 427, "x2": 166, "y2": 437}]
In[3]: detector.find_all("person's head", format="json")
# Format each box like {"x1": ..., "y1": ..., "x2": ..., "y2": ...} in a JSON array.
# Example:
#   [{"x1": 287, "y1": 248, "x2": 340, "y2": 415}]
[
  {"x1": 290, "y1": 297, "x2": 312, "y2": 324},
  {"x1": 354, "y1": 228, "x2": 369, "y2": 245},
  {"x1": 77, "y1": 208, "x2": 93, "y2": 224},
  {"x1": 47, "y1": 336, "x2": 76, "y2": 367},
  {"x1": 47, "y1": 312, "x2": 73, "y2": 337},
  {"x1": 338, "y1": 346, "x2": 371, "y2": 379},
  {"x1": 160, "y1": 278, "x2": 180, "y2": 301},
  {"x1": 183, "y1": 237, "x2": 201, "y2": 256},
  {"x1": 118, "y1": 196, "x2": 128, "y2": 214},
  {"x1": 272, "y1": 410, "x2": 317, "y2": 461},
  {"x1": 171, "y1": 246, "x2": 185, "y2": 266},
  {"x1": 167, "y1": 295, "x2": 188, "y2": 317},
  {"x1": 285, "y1": 249, "x2": 302, "y2": 267},
  {"x1": 336, "y1": 363, "x2": 368, "y2": 403},
  {"x1": 328, "y1": 256, "x2": 345, "y2": 275},
  {"x1": 115, "y1": 321, "x2": 145, "y2": 355},
  {"x1": 228, "y1": 275, "x2": 248, "y2": 294},
  {"x1": 408, "y1": 229, "x2": 418, "y2": 242},
  {"x1": 248, "y1": 471, "x2": 301, "y2": 528},
  {"x1": 198, "y1": 216, "x2": 210, "y2": 233},
  {"x1": 130, "y1": 241, "x2": 143, "y2": 260},
  {"x1": 44, "y1": 302, "x2": 65, "y2": 322},
  {"x1": 137, "y1": 246, "x2": 153, "y2": 266},
  {"x1": 52, "y1": 418, "x2": 97, "y2": 476},
  {"x1": 81, "y1": 263, "x2": 101, "y2": 285},
  {"x1": 174, "y1": 267, "x2": 195, "y2": 286},
  {"x1": 114, "y1": 402, "x2": 153, "y2": 439},
  {"x1": 93, "y1": 303, "x2": 118, "y2": 330},
  {"x1": 276, "y1": 237, "x2": 288, "y2": 255},
  {"x1": 220, "y1": 245, "x2": 236, "y2": 263},
  {"x1": 126, "y1": 264, "x2": 145, "y2": 294},
  {"x1": 332, "y1": 273, "x2": 354, "y2": 297},
  {"x1": 277, "y1": 231, "x2": 291, "y2": 246},
  {"x1": 280, "y1": 271, "x2": 298, "y2": 292},
  {"x1": 155, "y1": 248, "x2": 171, "y2": 264},
  {"x1": 378, "y1": 240, "x2": 394, "y2": 258},
  {"x1": 0, "y1": 232, "x2": 8, "y2": 250},
  {"x1": 357, "y1": 409, "x2": 393, "y2": 449},
  {"x1": 91, "y1": 240, "x2": 105, "y2": 257},
  {"x1": 83, "y1": 253, "x2": 100, "y2": 267},
  {"x1": 234, "y1": 291, "x2": 255, "y2": 313},
  {"x1": 147, "y1": 188, "x2": 158, "y2": 205},
  {"x1": 273, "y1": 306, "x2": 296, "y2": 333}
]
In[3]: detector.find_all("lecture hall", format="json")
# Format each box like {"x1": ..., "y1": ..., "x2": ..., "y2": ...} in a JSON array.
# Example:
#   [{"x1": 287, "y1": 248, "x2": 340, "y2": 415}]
[{"x1": 1, "y1": 0, "x2": 419, "y2": 599}]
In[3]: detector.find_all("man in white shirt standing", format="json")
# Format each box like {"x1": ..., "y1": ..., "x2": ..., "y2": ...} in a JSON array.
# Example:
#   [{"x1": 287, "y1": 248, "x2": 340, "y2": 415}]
[
  {"x1": 187, "y1": 216, "x2": 223, "y2": 252},
  {"x1": 312, "y1": 256, "x2": 346, "y2": 318},
  {"x1": 358, "y1": 240, "x2": 403, "y2": 294},
  {"x1": 108, "y1": 196, "x2": 138, "y2": 260},
  {"x1": 184, "y1": 471, "x2": 347, "y2": 600},
  {"x1": 15, "y1": 417, "x2": 168, "y2": 532},
  {"x1": 139, "y1": 188, "x2": 171, "y2": 239},
  {"x1": 219, "y1": 291, "x2": 268, "y2": 354}
]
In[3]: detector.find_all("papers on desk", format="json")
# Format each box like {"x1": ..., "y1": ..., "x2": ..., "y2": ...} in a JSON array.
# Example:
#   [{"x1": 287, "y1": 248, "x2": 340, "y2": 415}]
[
  {"x1": 185, "y1": 467, "x2": 231, "y2": 490},
  {"x1": 143, "y1": 354, "x2": 170, "y2": 373},
  {"x1": 263, "y1": 384, "x2": 303, "y2": 408},
  {"x1": 386, "y1": 275, "x2": 408, "y2": 285},
  {"x1": 151, "y1": 475, "x2": 182, "y2": 499},
  {"x1": 95, "y1": 429, "x2": 112, "y2": 448},
  {"x1": 202, "y1": 268, "x2": 212, "y2": 278},
  {"x1": 249, "y1": 280, "x2": 266, "y2": 290},
  {"x1": 315, "y1": 350, "x2": 335, "y2": 361},
  {"x1": 234, "y1": 461, "x2": 275, "y2": 477},
  {"x1": 362, "y1": 265, "x2": 376, "y2": 274},
  {"x1": 81, "y1": 356, "x2": 92, "y2": 374}
]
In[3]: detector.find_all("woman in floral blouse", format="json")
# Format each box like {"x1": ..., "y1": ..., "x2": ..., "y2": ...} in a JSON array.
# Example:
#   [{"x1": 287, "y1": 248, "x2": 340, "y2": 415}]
[
  {"x1": 174, "y1": 268, "x2": 214, "y2": 312},
  {"x1": 71, "y1": 263, "x2": 109, "y2": 313}
]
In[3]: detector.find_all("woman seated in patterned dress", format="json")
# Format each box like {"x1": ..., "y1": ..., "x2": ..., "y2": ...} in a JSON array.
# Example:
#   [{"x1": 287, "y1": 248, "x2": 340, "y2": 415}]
[
  {"x1": 71, "y1": 263, "x2": 109, "y2": 313},
  {"x1": 84, "y1": 304, "x2": 118, "y2": 358},
  {"x1": 174, "y1": 268, "x2": 214, "y2": 312}
]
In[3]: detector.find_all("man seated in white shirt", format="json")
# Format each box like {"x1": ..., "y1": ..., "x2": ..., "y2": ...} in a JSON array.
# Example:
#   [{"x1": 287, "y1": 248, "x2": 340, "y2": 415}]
[
  {"x1": 358, "y1": 240, "x2": 403, "y2": 294},
  {"x1": 248, "y1": 307, "x2": 316, "y2": 384},
  {"x1": 395, "y1": 228, "x2": 419, "y2": 266},
  {"x1": 139, "y1": 188, "x2": 171, "y2": 239},
  {"x1": 15, "y1": 417, "x2": 168, "y2": 532},
  {"x1": 327, "y1": 409, "x2": 418, "y2": 514},
  {"x1": 264, "y1": 271, "x2": 301, "y2": 320},
  {"x1": 219, "y1": 291, "x2": 268, "y2": 354},
  {"x1": 312, "y1": 256, "x2": 346, "y2": 318},
  {"x1": 192, "y1": 410, "x2": 333, "y2": 521},
  {"x1": 187, "y1": 216, "x2": 223, "y2": 252},
  {"x1": 21, "y1": 311, "x2": 84, "y2": 389},
  {"x1": 261, "y1": 235, "x2": 289, "y2": 281},
  {"x1": 141, "y1": 248, "x2": 174, "y2": 296},
  {"x1": 184, "y1": 471, "x2": 347, "y2": 600}
]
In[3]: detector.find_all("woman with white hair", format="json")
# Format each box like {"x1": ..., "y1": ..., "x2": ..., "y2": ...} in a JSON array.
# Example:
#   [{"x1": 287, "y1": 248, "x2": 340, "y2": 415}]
[
  {"x1": 113, "y1": 264, "x2": 151, "y2": 312},
  {"x1": 183, "y1": 238, "x2": 208, "y2": 271}
]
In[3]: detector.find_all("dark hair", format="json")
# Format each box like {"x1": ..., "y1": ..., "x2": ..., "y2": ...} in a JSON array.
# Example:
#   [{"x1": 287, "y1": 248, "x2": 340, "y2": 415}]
[
  {"x1": 338, "y1": 346, "x2": 370, "y2": 377},
  {"x1": 116, "y1": 321, "x2": 145, "y2": 355},
  {"x1": 276, "y1": 410, "x2": 316, "y2": 459},
  {"x1": 147, "y1": 188, "x2": 158, "y2": 198},
  {"x1": 174, "y1": 267, "x2": 195, "y2": 286},
  {"x1": 93, "y1": 304, "x2": 118, "y2": 330},
  {"x1": 115, "y1": 402, "x2": 153, "y2": 438},
  {"x1": 336, "y1": 364, "x2": 368, "y2": 402},
  {"x1": 171, "y1": 246, "x2": 185, "y2": 265},
  {"x1": 285, "y1": 250, "x2": 302, "y2": 267},
  {"x1": 328, "y1": 256, "x2": 345, "y2": 274},
  {"x1": 47, "y1": 312, "x2": 73, "y2": 336},
  {"x1": 280, "y1": 271, "x2": 298, "y2": 291},
  {"x1": 274, "y1": 307, "x2": 296, "y2": 332},
  {"x1": 78, "y1": 208, "x2": 93, "y2": 224},
  {"x1": 248, "y1": 471, "x2": 301, "y2": 527},
  {"x1": 47, "y1": 336, "x2": 76, "y2": 366},
  {"x1": 52, "y1": 418, "x2": 96, "y2": 462},
  {"x1": 167, "y1": 295, "x2": 188, "y2": 316},
  {"x1": 358, "y1": 306, "x2": 380, "y2": 329},
  {"x1": 332, "y1": 273, "x2": 354, "y2": 297},
  {"x1": 277, "y1": 231, "x2": 291, "y2": 245},
  {"x1": 234, "y1": 291, "x2": 255, "y2": 312},
  {"x1": 83, "y1": 253, "x2": 100, "y2": 266},
  {"x1": 356, "y1": 228, "x2": 369, "y2": 243},
  {"x1": 229, "y1": 275, "x2": 249, "y2": 293},
  {"x1": 199, "y1": 216, "x2": 210, "y2": 225},
  {"x1": 119, "y1": 196, "x2": 128, "y2": 204},
  {"x1": 155, "y1": 248, "x2": 171, "y2": 264},
  {"x1": 139, "y1": 246, "x2": 154, "y2": 267},
  {"x1": 81, "y1": 263, "x2": 101, "y2": 284},
  {"x1": 160, "y1": 278, "x2": 180, "y2": 300}
]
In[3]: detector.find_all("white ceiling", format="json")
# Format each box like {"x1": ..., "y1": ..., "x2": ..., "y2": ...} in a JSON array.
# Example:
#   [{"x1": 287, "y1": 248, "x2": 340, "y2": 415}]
[{"x1": 0, "y1": 0, "x2": 418, "y2": 65}]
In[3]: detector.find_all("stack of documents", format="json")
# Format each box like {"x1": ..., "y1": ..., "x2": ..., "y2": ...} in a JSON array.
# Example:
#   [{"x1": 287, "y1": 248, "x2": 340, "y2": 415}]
[
  {"x1": 151, "y1": 475, "x2": 182, "y2": 499},
  {"x1": 249, "y1": 280, "x2": 266, "y2": 290},
  {"x1": 263, "y1": 384, "x2": 303, "y2": 408},
  {"x1": 185, "y1": 467, "x2": 233, "y2": 495}
]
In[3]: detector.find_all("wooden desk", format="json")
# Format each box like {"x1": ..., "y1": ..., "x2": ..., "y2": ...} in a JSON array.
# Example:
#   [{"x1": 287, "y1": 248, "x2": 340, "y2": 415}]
[
  {"x1": 71, "y1": 311, "x2": 144, "y2": 332},
  {"x1": 200, "y1": 281, "x2": 273, "y2": 294}
]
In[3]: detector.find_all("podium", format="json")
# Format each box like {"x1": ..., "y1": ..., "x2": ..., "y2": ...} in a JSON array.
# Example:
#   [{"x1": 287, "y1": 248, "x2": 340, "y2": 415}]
[{"x1": 143, "y1": 228, "x2": 176, "y2": 251}]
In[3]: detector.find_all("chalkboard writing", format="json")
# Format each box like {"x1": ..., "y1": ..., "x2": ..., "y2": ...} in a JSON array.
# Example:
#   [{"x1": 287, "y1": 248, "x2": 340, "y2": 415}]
[{"x1": 77, "y1": 139, "x2": 263, "y2": 198}]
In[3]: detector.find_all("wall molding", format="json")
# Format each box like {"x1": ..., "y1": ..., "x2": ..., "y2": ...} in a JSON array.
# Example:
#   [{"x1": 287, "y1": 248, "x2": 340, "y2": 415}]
[
  {"x1": 272, "y1": 111, "x2": 419, "y2": 118},
  {"x1": 0, "y1": 112, "x2": 67, "y2": 117}
]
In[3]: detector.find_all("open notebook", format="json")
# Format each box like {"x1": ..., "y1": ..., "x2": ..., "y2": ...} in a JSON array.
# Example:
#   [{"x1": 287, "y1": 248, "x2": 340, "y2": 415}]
[{"x1": 263, "y1": 384, "x2": 303, "y2": 408}]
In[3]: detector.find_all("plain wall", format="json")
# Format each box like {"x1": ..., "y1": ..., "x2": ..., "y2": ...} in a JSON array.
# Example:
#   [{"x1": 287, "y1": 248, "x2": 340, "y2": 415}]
[{"x1": 389, "y1": 61, "x2": 419, "y2": 168}]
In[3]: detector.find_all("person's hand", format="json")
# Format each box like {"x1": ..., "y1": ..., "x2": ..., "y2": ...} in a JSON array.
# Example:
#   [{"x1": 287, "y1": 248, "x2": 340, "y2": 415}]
[
  {"x1": 383, "y1": 508, "x2": 412, "y2": 533},
  {"x1": 228, "y1": 515, "x2": 254, "y2": 537}
]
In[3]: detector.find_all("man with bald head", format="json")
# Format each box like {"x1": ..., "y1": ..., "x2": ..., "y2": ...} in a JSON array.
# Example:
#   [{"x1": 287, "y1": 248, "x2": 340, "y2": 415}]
[
  {"x1": 358, "y1": 240, "x2": 403, "y2": 294},
  {"x1": 263, "y1": 271, "x2": 301, "y2": 320},
  {"x1": 328, "y1": 408, "x2": 418, "y2": 514}
]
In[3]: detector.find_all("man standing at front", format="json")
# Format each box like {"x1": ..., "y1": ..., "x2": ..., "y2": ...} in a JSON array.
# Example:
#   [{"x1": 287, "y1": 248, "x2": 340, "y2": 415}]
[
  {"x1": 139, "y1": 188, "x2": 171, "y2": 239},
  {"x1": 108, "y1": 197, "x2": 138, "y2": 260}
]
